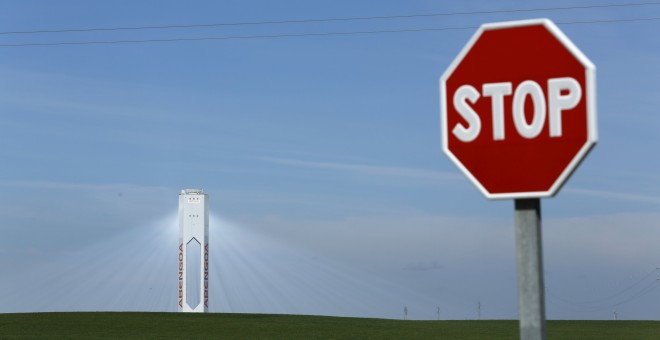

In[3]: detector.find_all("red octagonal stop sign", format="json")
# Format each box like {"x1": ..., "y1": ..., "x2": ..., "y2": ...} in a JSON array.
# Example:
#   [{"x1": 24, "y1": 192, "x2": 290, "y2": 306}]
[{"x1": 440, "y1": 19, "x2": 596, "y2": 199}]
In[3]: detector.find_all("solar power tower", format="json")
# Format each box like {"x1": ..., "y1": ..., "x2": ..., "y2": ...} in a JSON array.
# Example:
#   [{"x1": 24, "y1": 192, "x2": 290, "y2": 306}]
[{"x1": 178, "y1": 189, "x2": 209, "y2": 313}]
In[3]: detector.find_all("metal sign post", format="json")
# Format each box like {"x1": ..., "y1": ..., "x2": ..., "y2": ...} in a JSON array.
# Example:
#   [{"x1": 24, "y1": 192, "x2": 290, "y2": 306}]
[{"x1": 515, "y1": 198, "x2": 546, "y2": 340}]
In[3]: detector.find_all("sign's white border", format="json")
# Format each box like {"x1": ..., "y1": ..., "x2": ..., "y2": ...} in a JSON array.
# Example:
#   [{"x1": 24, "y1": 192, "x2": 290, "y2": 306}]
[{"x1": 440, "y1": 18, "x2": 597, "y2": 200}]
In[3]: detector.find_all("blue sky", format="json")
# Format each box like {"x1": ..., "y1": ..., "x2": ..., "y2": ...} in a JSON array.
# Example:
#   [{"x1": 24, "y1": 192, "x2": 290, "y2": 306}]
[{"x1": 0, "y1": 0, "x2": 659, "y2": 320}]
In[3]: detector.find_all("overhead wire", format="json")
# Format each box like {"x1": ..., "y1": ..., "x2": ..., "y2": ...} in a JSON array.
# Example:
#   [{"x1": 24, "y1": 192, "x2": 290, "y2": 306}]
[
  {"x1": 557, "y1": 279, "x2": 659, "y2": 312},
  {"x1": 1, "y1": 16, "x2": 660, "y2": 47},
  {"x1": 548, "y1": 267, "x2": 658, "y2": 305},
  {"x1": 0, "y1": 1, "x2": 659, "y2": 35},
  {"x1": 546, "y1": 267, "x2": 660, "y2": 313}
]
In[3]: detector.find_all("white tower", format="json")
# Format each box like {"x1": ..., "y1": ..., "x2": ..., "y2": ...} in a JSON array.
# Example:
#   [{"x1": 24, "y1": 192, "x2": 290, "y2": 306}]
[{"x1": 178, "y1": 189, "x2": 209, "y2": 313}]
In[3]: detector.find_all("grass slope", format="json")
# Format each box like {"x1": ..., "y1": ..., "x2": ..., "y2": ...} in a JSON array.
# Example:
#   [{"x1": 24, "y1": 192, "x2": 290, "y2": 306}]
[{"x1": 0, "y1": 313, "x2": 658, "y2": 339}]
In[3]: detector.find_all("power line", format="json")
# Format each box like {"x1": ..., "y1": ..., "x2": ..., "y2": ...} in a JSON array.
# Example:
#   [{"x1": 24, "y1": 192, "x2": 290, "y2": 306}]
[
  {"x1": 553, "y1": 279, "x2": 660, "y2": 312},
  {"x1": 576, "y1": 282, "x2": 659, "y2": 312},
  {"x1": 1, "y1": 16, "x2": 659, "y2": 48},
  {"x1": 1, "y1": 1, "x2": 659, "y2": 36},
  {"x1": 547, "y1": 267, "x2": 659, "y2": 306},
  {"x1": 546, "y1": 267, "x2": 660, "y2": 313},
  {"x1": 0, "y1": 26, "x2": 478, "y2": 47}
]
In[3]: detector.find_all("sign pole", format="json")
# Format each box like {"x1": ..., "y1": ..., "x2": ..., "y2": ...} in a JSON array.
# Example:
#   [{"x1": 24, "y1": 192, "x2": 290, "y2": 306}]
[{"x1": 515, "y1": 198, "x2": 546, "y2": 340}]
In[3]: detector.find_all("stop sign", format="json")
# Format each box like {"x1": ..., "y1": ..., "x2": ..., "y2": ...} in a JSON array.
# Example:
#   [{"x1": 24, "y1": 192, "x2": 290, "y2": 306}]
[{"x1": 440, "y1": 19, "x2": 596, "y2": 199}]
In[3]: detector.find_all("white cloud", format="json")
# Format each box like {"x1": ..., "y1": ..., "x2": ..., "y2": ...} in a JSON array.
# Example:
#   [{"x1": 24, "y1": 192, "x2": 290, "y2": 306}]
[
  {"x1": 0, "y1": 180, "x2": 175, "y2": 242},
  {"x1": 2, "y1": 208, "x2": 658, "y2": 319},
  {"x1": 565, "y1": 187, "x2": 660, "y2": 205},
  {"x1": 0, "y1": 180, "x2": 171, "y2": 193},
  {"x1": 545, "y1": 212, "x2": 660, "y2": 262},
  {"x1": 258, "y1": 156, "x2": 462, "y2": 182},
  {"x1": 235, "y1": 214, "x2": 515, "y2": 271},
  {"x1": 234, "y1": 211, "x2": 660, "y2": 319}
]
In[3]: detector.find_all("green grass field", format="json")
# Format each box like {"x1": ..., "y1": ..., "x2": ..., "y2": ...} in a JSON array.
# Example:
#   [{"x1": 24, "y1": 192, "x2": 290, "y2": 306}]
[{"x1": 0, "y1": 312, "x2": 658, "y2": 339}]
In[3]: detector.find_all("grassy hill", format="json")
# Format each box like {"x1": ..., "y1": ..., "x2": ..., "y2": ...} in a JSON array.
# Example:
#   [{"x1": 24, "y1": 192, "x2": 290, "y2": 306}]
[{"x1": 0, "y1": 312, "x2": 658, "y2": 339}]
